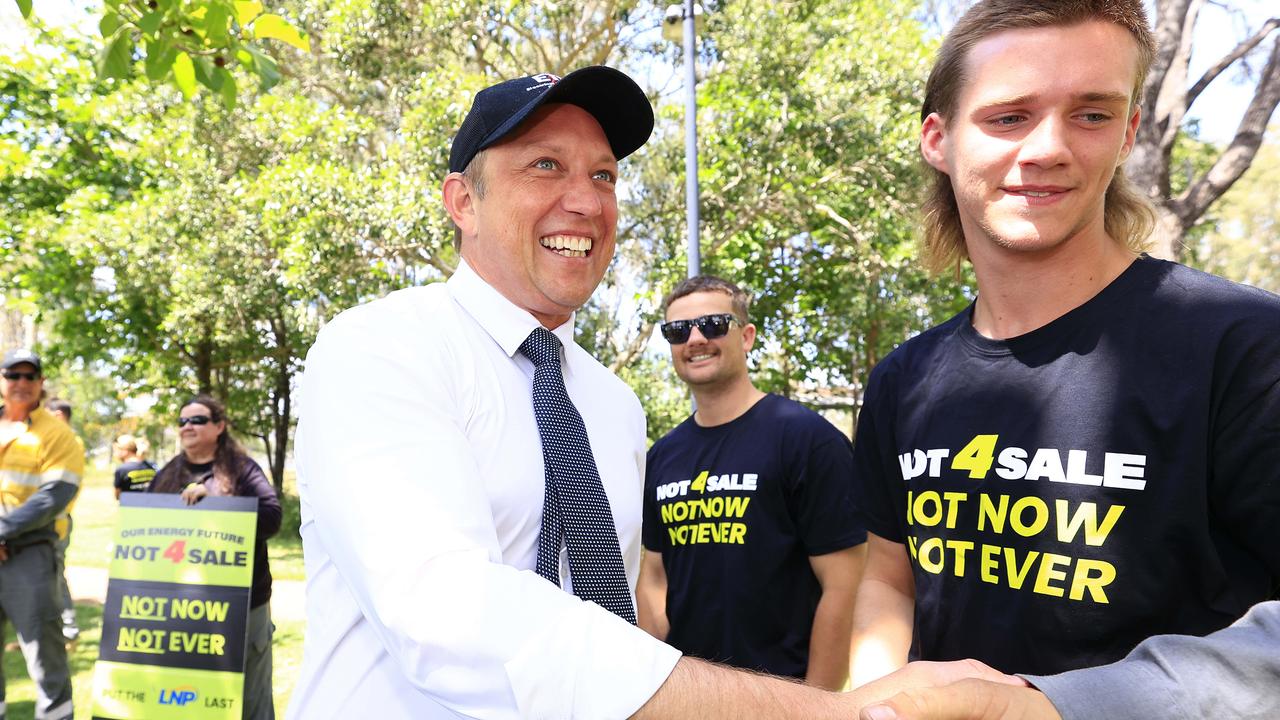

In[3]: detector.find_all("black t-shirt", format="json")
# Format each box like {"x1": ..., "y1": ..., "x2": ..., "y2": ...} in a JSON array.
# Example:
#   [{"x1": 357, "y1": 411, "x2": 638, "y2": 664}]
[
  {"x1": 854, "y1": 256, "x2": 1280, "y2": 675},
  {"x1": 149, "y1": 456, "x2": 282, "y2": 608},
  {"x1": 113, "y1": 459, "x2": 156, "y2": 494},
  {"x1": 643, "y1": 393, "x2": 866, "y2": 678}
]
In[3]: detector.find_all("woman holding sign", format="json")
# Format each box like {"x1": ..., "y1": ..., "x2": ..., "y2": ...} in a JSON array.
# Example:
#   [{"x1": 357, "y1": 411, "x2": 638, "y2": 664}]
[{"x1": 150, "y1": 394, "x2": 282, "y2": 720}]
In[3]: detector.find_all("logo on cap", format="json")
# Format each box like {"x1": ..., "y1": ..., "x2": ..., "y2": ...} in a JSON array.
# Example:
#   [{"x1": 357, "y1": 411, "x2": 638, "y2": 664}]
[{"x1": 526, "y1": 73, "x2": 561, "y2": 91}]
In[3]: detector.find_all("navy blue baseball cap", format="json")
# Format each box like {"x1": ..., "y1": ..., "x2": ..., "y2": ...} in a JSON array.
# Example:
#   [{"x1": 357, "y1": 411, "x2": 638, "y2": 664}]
[
  {"x1": 448, "y1": 66, "x2": 654, "y2": 174},
  {"x1": 1, "y1": 348, "x2": 41, "y2": 372}
]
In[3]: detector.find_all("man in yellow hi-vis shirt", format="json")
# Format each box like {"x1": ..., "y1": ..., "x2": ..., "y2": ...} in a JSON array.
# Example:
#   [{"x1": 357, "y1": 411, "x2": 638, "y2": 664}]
[{"x1": 0, "y1": 348, "x2": 79, "y2": 720}]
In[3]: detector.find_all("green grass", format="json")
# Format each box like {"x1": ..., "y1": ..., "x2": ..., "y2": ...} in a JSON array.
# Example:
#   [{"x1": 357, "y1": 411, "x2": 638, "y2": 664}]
[{"x1": 0, "y1": 464, "x2": 308, "y2": 719}]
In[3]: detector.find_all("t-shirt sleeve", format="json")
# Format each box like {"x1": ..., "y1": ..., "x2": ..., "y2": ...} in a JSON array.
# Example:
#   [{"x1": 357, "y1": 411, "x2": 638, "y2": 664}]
[
  {"x1": 852, "y1": 365, "x2": 905, "y2": 542},
  {"x1": 1208, "y1": 314, "x2": 1280, "y2": 577},
  {"x1": 114, "y1": 466, "x2": 128, "y2": 490},
  {"x1": 787, "y1": 417, "x2": 867, "y2": 556},
  {"x1": 641, "y1": 445, "x2": 665, "y2": 552}
]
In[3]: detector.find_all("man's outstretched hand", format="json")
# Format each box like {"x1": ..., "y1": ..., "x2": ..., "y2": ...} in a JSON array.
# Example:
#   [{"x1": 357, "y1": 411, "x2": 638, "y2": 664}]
[{"x1": 851, "y1": 661, "x2": 1062, "y2": 720}]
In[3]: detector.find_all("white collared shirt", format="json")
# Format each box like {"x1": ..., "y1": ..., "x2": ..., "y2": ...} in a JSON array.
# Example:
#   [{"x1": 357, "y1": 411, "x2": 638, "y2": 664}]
[{"x1": 287, "y1": 261, "x2": 680, "y2": 719}]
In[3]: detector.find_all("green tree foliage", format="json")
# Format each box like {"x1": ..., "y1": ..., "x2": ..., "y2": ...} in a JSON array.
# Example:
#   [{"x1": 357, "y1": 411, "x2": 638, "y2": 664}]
[
  {"x1": 1194, "y1": 128, "x2": 1280, "y2": 293},
  {"x1": 6, "y1": 1, "x2": 979, "y2": 464},
  {"x1": 617, "y1": 0, "x2": 973, "y2": 436},
  {"x1": 16, "y1": 0, "x2": 310, "y2": 107},
  {"x1": 2, "y1": 27, "x2": 402, "y2": 488}
]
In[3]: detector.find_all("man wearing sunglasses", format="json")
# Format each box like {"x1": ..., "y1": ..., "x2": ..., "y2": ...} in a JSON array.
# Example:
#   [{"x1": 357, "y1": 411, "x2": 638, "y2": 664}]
[
  {"x1": 0, "y1": 349, "x2": 79, "y2": 720},
  {"x1": 638, "y1": 275, "x2": 866, "y2": 689}
]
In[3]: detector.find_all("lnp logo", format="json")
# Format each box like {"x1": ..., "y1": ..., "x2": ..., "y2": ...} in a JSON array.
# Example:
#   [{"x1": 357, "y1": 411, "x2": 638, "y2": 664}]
[
  {"x1": 526, "y1": 72, "x2": 561, "y2": 91},
  {"x1": 158, "y1": 686, "x2": 198, "y2": 706}
]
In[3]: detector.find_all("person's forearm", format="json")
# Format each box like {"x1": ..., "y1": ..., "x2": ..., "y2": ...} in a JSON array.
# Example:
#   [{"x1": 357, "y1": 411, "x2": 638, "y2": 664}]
[
  {"x1": 857, "y1": 677, "x2": 1061, "y2": 720},
  {"x1": 633, "y1": 656, "x2": 853, "y2": 719},
  {"x1": 0, "y1": 481, "x2": 77, "y2": 539},
  {"x1": 850, "y1": 577, "x2": 915, "y2": 687},
  {"x1": 636, "y1": 550, "x2": 669, "y2": 640},
  {"x1": 805, "y1": 587, "x2": 856, "y2": 690},
  {"x1": 637, "y1": 589, "x2": 670, "y2": 640}
]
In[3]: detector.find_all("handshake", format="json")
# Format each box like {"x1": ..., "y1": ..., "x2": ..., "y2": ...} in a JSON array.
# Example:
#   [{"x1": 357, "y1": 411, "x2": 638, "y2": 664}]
[{"x1": 851, "y1": 661, "x2": 1057, "y2": 720}]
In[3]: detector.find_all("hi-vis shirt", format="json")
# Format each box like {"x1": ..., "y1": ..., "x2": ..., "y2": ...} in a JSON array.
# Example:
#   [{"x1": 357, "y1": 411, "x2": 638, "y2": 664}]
[
  {"x1": 854, "y1": 257, "x2": 1280, "y2": 676},
  {"x1": 0, "y1": 406, "x2": 84, "y2": 546}
]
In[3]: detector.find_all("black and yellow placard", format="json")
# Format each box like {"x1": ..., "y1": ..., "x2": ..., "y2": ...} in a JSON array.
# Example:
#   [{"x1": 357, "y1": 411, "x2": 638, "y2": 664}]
[{"x1": 92, "y1": 494, "x2": 258, "y2": 720}]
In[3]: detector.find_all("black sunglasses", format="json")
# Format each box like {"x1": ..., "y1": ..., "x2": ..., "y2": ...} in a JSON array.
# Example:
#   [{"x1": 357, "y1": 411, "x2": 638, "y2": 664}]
[
  {"x1": 2, "y1": 371, "x2": 39, "y2": 381},
  {"x1": 177, "y1": 415, "x2": 213, "y2": 427},
  {"x1": 660, "y1": 313, "x2": 739, "y2": 344}
]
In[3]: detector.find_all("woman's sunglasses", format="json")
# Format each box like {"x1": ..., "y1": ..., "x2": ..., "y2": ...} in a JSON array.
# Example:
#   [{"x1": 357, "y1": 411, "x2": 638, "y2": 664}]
[
  {"x1": 660, "y1": 313, "x2": 739, "y2": 344},
  {"x1": 177, "y1": 415, "x2": 213, "y2": 427}
]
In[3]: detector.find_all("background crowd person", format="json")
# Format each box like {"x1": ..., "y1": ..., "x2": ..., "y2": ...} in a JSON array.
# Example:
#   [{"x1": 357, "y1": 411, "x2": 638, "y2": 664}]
[
  {"x1": 639, "y1": 274, "x2": 865, "y2": 689},
  {"x1": 112, "y1": 434, "x2": 156, "y2": 498},
  {"x1": 148, "y1": 394, "x2": 281, "y2": 720},
  {"x1": 851, "y1": 0, "x2": 1280, "y2": 684},
  {"x1": 0, "y1": 350, "x2": 78, "y2": 719}
]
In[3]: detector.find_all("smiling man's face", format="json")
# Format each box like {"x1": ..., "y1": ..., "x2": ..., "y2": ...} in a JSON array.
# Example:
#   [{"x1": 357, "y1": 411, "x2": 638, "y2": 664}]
[
  {"x1": 921, "y1": 20, "x2": 1142, "y2": 259},
  {"x1": 456, "y1": 103, "x2": 620, "y2": 329},
  {"x1": 1, "y1": 362, "x2": 43, "y2": 416},
  {"x1": 666, "y1": 291, "x2": 755, "y2": 390}
]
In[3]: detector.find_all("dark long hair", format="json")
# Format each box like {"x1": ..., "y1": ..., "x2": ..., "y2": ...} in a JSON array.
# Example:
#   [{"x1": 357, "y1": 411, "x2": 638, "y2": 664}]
[{"x1": 151, "y1": 394, "x2": 247, "y2": 496}]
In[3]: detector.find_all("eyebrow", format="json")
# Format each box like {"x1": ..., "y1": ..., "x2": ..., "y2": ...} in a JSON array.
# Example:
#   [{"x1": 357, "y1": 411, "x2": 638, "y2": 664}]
[
  {"x1": 977, "y1": 91, "x2": 1132, "y2": 109},
  {"x1": 520, "y1": 141, "x2": 618, "y2": 167}
]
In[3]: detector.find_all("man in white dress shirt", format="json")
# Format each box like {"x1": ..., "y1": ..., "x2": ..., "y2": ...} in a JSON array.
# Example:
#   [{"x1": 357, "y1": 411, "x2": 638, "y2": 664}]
[{"x1": 288, "y1": 66, "x2": 920, "y2": 718}]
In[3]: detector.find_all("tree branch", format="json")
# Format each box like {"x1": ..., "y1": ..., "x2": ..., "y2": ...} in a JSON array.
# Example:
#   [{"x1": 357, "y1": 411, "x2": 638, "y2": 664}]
[
  {"x1": 1186, "y1": 17, "x2": 1280, "y2": 109},
  {"x1": 1176, "y1": 36, "x2": 1280, "y2": 225},
  {"x1": 608, "y1": 318, "x2": 656, "y2": 374}
]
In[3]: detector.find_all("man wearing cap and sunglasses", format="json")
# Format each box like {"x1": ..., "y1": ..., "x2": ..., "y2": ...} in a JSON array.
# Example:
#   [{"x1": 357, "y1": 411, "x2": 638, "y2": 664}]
[
  {"x1": 638, "y1": 275, "x2": 866, "y2": 689},
  {"x1": 290, "y1": 67, "x2": 926, "y2": 719},
  {"x1": 0, "y1": 349, "x2": 79, "y2": 720}
]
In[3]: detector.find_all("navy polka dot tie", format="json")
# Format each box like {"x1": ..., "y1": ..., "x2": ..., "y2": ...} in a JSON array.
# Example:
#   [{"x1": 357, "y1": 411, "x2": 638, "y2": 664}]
[{"x1": 519, "y1": 327, "x2": 637, "y2": 624}]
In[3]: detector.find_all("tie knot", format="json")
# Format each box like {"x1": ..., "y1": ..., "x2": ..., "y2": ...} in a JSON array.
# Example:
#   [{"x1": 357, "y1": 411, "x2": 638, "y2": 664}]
[{"x1": 519, "y1": 326, "x2": 562, "y2": 368}]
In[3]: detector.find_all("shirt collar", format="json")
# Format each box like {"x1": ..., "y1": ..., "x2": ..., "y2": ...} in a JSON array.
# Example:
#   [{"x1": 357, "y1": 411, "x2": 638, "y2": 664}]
[{"x1": 447, "y1": 259, "x2": 577, "y2": 358}]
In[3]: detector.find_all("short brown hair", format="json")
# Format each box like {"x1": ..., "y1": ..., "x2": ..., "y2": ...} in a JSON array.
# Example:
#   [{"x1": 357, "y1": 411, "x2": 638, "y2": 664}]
[
  {"x1": 451, "y1": 149, "x2": 489, "y2": 251},
  {"x1": 663, "y1": 275, "x2": 751, "y2": 324},
  {"x1": 920, "y1": 0, "x2": 1157, "y2": 275}
]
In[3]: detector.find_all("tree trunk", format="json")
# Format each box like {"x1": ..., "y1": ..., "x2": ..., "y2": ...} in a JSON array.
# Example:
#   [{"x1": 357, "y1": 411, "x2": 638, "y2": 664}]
[
  {"x1": 270, "y1": 355, "x2": 291, "y2": 495},
  {"x1": 265, "y1": 312, "x2": 293, "y2": 494},
  {"x1": 1127, "y1": 4, "x2": 1280, "y2": 259}
]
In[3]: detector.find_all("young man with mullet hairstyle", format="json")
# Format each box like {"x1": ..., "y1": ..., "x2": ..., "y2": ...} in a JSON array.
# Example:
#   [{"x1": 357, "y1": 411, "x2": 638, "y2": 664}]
[{"x1": 850, "y1": 0, "x2": 1280, "y2": 693}]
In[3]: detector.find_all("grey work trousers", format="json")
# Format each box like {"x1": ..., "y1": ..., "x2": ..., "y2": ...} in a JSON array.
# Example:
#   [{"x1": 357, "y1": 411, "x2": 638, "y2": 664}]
[
  {"x1": 0, "y1": 542, "x2": 73, "y2": 720},
  {"x1": 243, "y1": 601, "x2": 275, "y2": 720},
  {"x1": 52, "y1": 517, "x2": 76, "y2": 639}
]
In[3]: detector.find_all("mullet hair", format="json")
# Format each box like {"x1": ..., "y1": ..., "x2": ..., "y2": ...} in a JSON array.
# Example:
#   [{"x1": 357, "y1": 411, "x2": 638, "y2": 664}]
[{"x1": 920, "y1": 0, "x2": 1158, "y2": 275}]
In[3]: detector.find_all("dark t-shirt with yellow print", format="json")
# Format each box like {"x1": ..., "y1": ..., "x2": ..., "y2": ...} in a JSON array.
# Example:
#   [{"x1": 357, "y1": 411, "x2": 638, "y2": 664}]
[
  {"x1": 113, "y1": 459, "x2": 157, "y2": 494},
  {"x1": 853, "y1": 256, "x2": 1280, "y2": 676},
  {"x1": 643, "y1": 393, "x2": 865, "y2": 678}
]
